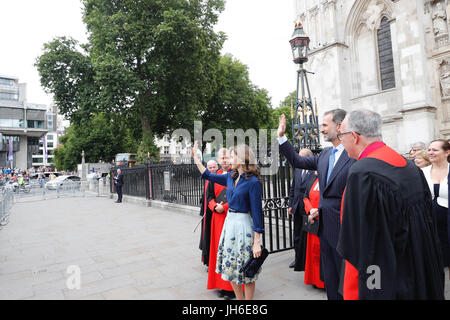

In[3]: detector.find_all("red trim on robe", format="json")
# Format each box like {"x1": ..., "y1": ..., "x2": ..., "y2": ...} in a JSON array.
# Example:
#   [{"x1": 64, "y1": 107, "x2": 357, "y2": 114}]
[
  {"x1": 340, "y1": 142, "x2": 406, "y2": 300},
  {"x1": 303, "y1": 178, "x2": 325, "y2": 288},
  {"x1": 206, "y1": 169, "x2": 235, "y2": 292}
]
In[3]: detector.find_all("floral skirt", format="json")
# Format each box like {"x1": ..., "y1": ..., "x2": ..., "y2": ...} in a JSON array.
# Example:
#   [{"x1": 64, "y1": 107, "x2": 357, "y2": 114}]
[{"x1": 215, "y1": 211, "x2": 260, "y2": 285}]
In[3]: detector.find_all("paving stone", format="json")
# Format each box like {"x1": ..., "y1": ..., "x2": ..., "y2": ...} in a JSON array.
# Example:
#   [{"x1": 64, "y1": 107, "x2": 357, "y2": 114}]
[{"x1": 1, "y1": 196, "x2": 447, "y2": 300}]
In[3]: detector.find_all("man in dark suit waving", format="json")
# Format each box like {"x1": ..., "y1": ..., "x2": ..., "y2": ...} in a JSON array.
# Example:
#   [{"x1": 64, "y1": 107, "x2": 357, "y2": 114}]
[{"x1": 278, "y1": 109, "x2": 355, "y2": 300}]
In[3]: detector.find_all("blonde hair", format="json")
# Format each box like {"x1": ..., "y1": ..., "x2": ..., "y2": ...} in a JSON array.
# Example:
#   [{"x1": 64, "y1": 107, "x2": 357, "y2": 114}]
[
  {"x1": 230, "y1": 144, "x2": 262, "y2": 184},
  {"x1": 414, "y1": 150, "x2": 431, "y2": 165}
]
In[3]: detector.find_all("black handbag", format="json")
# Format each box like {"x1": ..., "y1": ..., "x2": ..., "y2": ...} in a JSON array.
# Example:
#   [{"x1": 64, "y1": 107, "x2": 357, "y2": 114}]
[
  {"x1": 240, "y1": 246, "x2": 269, "y2": 278},
  {"x1": 302, "y1": 214, "x2": 319, "y2": 235}
]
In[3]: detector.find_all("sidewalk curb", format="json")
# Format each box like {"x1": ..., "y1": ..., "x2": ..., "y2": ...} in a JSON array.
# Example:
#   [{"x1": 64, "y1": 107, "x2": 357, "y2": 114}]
[{"x1": 110, "y1": 194, "x2": 200, "y2": 217}]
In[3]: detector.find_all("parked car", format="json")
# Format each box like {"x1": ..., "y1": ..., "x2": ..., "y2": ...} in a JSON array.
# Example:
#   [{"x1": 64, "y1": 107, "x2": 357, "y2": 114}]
[{"x1": 45, "y1": 175, "x2": 81, "y2": 190}]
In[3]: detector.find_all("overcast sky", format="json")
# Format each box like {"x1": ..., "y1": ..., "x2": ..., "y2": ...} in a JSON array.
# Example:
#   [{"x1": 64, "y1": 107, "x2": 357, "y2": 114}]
[{"x1": 0, "y1": 0, "x2": 297, "y2": 109}]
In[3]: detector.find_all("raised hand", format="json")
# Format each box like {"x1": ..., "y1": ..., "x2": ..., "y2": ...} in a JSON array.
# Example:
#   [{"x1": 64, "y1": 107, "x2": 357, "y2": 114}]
[
  {"x1": 190, "y1": 140, "x2": 199, "y2": 159},
  {"x1": 278, "y1": 114, "x2": 286, "y2": 138}
]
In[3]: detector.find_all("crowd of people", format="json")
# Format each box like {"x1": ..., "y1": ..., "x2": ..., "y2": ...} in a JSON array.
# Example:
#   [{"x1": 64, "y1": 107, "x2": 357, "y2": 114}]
[
  {"x1": 193, "y1": 108, "x2": 449, "y2": 300},
  {"x1": 0, "y1": 166, "x2": 76, "y2": 189}
]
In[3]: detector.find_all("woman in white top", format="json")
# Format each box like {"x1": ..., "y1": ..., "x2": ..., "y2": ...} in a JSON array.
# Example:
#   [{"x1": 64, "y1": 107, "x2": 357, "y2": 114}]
[{"x1": 422, "y1": 139, "x2": 450, "y2": 269}]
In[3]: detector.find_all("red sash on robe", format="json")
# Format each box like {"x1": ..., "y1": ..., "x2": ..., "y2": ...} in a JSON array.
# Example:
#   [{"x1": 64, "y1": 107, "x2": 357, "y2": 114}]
[
  {"x1": 206, "y1": 169, "x2": 233, "y2": 291},
  {"x1": 303, "y1": 178, "x2": 325, "y2": 288},
  {"x1": 340, "y1": 142, "x2": 406, "y2": 300}
]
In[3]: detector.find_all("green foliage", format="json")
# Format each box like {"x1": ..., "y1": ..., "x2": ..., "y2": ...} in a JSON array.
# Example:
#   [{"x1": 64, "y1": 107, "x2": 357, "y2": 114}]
[
  {"x1": 81, "y1": 0, "x2": 225, "y2": 136},
  {"x1": 53, "y1": 113, "x2": 136, "y2": 171},
  {"x1": 200, "y1": 54, "x2": 272, "y2": 147},
  {"x1": 36, "y1": 0, "x2": 225, "y2": 158},
  {"x1": 35, "y1": 37, "x2": 99, "y2": 124},
  {"x1": 36, "y1": 0, "x2": 276, "y2": 165},
  {"x1": 269, "y1": 91, "x2": 297, "y2": 142}
]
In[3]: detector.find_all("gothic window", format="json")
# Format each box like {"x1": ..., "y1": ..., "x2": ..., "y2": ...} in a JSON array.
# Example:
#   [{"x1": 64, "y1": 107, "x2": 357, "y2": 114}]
[{"x1": 377, "y1": 17, "x2": 395, "y2": 90}]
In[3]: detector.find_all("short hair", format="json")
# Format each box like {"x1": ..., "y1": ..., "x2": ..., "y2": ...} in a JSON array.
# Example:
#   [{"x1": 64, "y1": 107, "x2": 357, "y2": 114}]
[
  {"x1": 410, "y1": 142, "x2": 426, "y2": 150},
  {"x1": 324, "y1": 108, "x2": 347, "y2": 125},
  {"x1": 216, "y1": 148, "x2": 230, "y2": 159},
  {"x1": 299, "y1": 148, "x2": 313, "y2": 157},
  {"x1": 347, "y1": 109, "x2": 383, "y2": 138},
  {"x1": 207, "y1": 159, "x2": 218, "y2": 167}
]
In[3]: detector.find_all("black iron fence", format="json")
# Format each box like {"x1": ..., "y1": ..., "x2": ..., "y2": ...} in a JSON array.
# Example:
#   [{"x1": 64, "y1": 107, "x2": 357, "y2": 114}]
[{"x1": 110, "y1": 160, "x2": 294, "y2": 253}]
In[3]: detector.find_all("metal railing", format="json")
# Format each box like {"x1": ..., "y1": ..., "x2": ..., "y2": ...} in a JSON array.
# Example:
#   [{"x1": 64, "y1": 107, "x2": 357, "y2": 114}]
[
  {"x1": 0, "y1": 188, "x2": 13, "y2": 229},
  {"x1": 0, "y1": 178, "x2": 111, "y2": 230},
  {"x1": 110, "y1": 158, "x2": 296, "y2": 254}
]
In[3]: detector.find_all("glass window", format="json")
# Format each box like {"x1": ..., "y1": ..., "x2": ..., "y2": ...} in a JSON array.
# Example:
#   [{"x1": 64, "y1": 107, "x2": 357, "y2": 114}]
[
  {"x1": 47, "y1": 142, "x2": 53, "y2": 148},
  {"x1": 27, "y1": 120, "x2": 45, "y2": 129},
  {"x1": 47, "y1": 135, "x2": 54, "y2": 140},
  {"x1": 0, "y1": 92, "x2": 19, "y2": 100},
  {"x1": 377, "y1": 17, "x2": 396, "y2": 90},
  {"x1": 0, "y1": 119, "x2": 24, "y2": 128},
  {"x1": 0, "y1": 78, "x2": 15, "y2": 86}
]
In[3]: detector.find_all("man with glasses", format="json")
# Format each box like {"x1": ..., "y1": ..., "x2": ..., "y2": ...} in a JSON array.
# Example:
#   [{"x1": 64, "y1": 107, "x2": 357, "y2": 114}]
[
  {"x1": 277, "y1": 109, "x2": 355, "y2": 300},
  {"x1": 336, "y1": 109, "x2": 445, "y2": 300}
]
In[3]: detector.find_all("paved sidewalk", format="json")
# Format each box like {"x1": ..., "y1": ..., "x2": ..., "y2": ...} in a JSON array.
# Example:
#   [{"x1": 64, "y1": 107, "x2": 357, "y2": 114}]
[{"x1": 0, "y1": 197, "x2": 327, "y2": 300}]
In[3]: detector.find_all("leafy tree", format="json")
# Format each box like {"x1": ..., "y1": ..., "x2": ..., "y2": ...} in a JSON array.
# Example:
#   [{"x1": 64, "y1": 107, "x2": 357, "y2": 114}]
[
  {"x1": 271, "y1": 91, "x2": 296, "y2": 142},
  {"x1": 53, "y1": 113, "x2": 136, "y2": 171},
  {"x1": 200, "y1": 54, "x2": 272, "y2": 152},
  {"x1": 36, "y1": 0, "x2": 226, "y2": 154},
  {"x1": 36, "y1": 37, "x2": 99, "y2": 124}
]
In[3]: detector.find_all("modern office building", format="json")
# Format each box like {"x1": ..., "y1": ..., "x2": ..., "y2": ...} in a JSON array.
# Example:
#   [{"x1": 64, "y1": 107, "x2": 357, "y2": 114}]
[
  {"x1": 31, "y1": 103, "x2": 60, "y2": 168},
  {"x1": 0, "y1": 75, "x2": 48, "y2": 170}
]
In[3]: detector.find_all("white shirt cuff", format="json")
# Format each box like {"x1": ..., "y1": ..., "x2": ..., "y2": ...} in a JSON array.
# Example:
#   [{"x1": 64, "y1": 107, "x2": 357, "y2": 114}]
[{"x1": 278, "y1": 135, "x2": 288, "y2": 145}]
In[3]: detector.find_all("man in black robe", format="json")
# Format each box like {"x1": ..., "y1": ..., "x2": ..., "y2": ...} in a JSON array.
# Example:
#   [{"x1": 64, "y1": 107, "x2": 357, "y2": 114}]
[
  {"x1": 199, "y1": 160, "x2": 218, "y2": 267},
  {"x1": 337, "y1": 109, "x2": 445, "y2": 299},
  {"x1": 288, "y1": 148, "x2": 314, "y2": 271}
]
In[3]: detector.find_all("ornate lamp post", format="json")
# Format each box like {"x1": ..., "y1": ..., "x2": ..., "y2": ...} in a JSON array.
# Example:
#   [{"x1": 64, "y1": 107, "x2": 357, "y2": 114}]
[{"x1": 289, "y1": 20, "x2": 320, "y2": 152}]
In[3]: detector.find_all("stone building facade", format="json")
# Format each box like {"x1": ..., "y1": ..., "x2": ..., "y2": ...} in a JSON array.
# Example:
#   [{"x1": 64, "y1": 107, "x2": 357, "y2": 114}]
[{"x1": 294, "y1": 0, "x2": 450, "y2": 153}]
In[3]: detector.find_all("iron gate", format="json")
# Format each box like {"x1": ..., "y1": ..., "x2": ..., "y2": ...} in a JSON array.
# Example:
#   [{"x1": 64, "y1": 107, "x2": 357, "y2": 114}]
[{"x1": 111, "y1": 160, "x2": 295, "y2": 254}]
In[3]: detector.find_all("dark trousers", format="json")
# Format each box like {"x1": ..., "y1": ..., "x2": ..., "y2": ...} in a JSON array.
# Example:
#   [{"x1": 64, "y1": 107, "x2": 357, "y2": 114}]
[
  {"x1": 320, "y1": 237, "x2": 343, "y2": 300},
  {"x1": 293, "y1": 209, "x2": 307, "y2": 271},
  {"x1": 116, "y1": 185, "x2": 123, "y2": 202}
]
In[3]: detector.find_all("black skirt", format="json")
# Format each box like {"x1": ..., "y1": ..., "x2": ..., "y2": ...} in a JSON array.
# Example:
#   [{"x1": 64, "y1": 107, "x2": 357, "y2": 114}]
[{"x1": 433, "y1": 184, "x2": 450, "y2": 267}]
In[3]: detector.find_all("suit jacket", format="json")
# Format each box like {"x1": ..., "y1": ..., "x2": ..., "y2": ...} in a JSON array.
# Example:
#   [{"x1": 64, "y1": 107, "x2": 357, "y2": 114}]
[
  {"x1": 280, "y1": 139, "x2": 356, "y2": 248},
  {"x1": 116, "y1": 174, "x2": 124, "y2": 187},
  {"x1": 289, "y1": 168, "x2": 314, "y2": 215}
]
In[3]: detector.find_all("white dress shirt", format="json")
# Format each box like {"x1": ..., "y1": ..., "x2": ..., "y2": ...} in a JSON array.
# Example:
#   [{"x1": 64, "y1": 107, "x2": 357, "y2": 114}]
[{"x1": 421, "y1": 164, "x2": 449, "y2": 208}]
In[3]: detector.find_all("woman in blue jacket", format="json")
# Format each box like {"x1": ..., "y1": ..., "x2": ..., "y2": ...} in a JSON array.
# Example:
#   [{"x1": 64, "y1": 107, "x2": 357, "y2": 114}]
[{"x1": 191, "y1": 142, "x2": 264, "y2": 300}]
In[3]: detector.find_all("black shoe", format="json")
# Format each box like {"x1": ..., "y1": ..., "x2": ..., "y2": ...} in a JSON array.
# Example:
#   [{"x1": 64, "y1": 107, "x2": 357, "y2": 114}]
[
  {"x1": 223, "y1": 291, "x2": 235, "y2": 300},
  {"x1": 289, "y1": 260, "x2": 295, "y2": 268},
  {"x1": 115, "y1": 200, "x2": 120, "y2": 203},
  {"x1": 217, "y1": 290, "x2": 225, "y2": 298}
]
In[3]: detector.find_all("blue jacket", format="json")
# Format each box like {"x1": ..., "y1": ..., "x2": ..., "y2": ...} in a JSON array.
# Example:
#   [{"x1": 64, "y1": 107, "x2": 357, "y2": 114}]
[{"x1": 280, "y1": 140, "x2": 355, "y2": 248}]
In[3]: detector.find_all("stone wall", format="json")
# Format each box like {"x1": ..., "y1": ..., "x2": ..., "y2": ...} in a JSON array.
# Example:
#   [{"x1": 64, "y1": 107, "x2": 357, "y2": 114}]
[{"x1": 295, "y1": 0, "x2": 450, "y2": 153}]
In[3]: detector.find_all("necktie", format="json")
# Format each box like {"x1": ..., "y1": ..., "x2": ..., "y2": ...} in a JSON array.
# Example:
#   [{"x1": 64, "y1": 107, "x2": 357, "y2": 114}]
[{"x1": 326, "y1": 148, "x2": 338, "y2": 184}]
